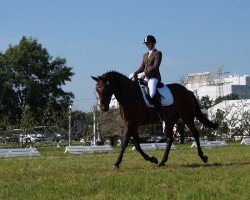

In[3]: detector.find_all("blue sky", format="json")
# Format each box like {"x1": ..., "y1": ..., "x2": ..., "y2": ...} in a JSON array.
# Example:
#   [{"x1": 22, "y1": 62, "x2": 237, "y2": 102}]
[{"x1": 1, "y1": 0, "x2": 250, "y2": 111}]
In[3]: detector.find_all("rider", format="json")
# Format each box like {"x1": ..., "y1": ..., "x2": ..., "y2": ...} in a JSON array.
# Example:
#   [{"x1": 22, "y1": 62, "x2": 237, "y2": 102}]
[{"x1": 129, "y1": 35, "x2": 166, "y2": 121}]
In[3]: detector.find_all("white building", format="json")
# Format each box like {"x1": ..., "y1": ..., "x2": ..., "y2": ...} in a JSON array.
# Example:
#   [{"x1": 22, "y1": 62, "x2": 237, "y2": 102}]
[
  {"x1": 109, "y1": 95, "x2": 119, "y2": 108},
  {"x1": 185, "y1": 73, "x2": 250, "y2": 100}
]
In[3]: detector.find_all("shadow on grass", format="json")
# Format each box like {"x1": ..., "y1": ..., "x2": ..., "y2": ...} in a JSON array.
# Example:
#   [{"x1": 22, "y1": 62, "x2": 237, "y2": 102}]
[{"x1": 180, "y1": 162, "x2": 250, "y2": 168}]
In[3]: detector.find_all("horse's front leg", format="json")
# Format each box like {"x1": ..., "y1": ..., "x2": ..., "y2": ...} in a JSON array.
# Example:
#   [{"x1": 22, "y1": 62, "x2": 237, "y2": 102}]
[
  {"x1": 158, "y1": 125, "x2": 174, "y2": 167},
  {"x1": 133, "y1": 133, "x2": 158, "y2": 164},
  {"x1": 113, "y1": 126, "x2": 132, "y2": 168}
]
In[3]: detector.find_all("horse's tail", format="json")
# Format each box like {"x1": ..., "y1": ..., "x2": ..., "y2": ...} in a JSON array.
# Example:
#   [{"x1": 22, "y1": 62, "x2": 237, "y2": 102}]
[{"x1": 190, "y1": 92, "x2": 219, "y2": 129}]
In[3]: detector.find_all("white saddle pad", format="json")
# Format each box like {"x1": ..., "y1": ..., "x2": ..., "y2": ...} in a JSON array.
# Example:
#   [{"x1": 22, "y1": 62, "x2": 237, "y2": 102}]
[{"x1": 140, "y1": 85, "x2": 174, "y2": 107}]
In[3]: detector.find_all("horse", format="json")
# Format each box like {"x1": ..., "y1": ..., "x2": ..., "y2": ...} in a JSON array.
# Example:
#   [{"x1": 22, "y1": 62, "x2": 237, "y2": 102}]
[{"x1": 92, "y1": 71, "x2": 218, "y2": 168}]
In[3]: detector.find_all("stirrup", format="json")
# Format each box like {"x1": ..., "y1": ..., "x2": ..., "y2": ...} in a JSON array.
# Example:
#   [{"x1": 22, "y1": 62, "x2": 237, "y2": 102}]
[{"x1": 162, "y1": 121, "x2": 166, "y2": 133}]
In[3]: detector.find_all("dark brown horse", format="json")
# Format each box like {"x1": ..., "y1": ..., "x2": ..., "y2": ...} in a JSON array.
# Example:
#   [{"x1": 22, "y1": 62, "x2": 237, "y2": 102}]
[{"x1": 92, "y1": 71, "x2": 218, "y2": 168}]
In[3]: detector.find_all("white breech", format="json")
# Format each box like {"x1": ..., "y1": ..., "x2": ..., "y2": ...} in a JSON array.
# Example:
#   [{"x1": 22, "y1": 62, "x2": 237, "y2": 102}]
[{"x1": 147, "y1": 78, "x2": 158, "y2": 98}]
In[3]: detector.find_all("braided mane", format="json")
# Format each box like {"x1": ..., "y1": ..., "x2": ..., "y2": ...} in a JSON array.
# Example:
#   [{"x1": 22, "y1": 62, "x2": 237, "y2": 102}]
[
  {"x1": 101, "y1": 70, "x2": 129, "y2": 80},
  {"x1": 101, "y1": 71, "x2": 133, "y2": 85}
]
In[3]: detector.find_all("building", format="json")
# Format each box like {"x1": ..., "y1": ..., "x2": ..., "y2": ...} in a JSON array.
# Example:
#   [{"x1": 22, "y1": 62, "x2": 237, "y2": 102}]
[
  {"x1": 109, "y1": 95, "x2": 119, "y2": 108},
  {"x1": 185, "y1": 72, "x2": 250, "y2": 100}
]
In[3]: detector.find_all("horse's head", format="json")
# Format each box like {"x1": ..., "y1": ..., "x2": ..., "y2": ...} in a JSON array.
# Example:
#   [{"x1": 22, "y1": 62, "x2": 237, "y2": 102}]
[{"x1": 92, "y1": 76, "x2": 112, "y2": 112}]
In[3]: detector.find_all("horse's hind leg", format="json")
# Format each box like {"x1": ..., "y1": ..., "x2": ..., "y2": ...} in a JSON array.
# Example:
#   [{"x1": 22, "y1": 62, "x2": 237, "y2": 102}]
[
  {"x1": 133, "y1": 133, "x2": 158, "y2": 164},
  {"x1": 187, "y1": 122, "x2": 208, "y2": 163}
]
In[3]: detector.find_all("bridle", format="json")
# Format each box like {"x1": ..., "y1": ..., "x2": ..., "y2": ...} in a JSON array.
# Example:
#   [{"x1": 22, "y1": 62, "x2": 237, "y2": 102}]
[{"x1": 96, "y1": 80, "x2": 112, "y2": 106}]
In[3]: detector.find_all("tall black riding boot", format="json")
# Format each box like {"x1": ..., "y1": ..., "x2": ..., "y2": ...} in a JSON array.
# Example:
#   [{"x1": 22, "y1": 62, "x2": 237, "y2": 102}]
[{"x1": 151, "y1": 94, "x2": 166, "y2": 122}]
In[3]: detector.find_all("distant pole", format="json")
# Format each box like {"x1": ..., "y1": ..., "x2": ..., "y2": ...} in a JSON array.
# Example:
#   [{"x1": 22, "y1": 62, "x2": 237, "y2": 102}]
[
  {"x1": 216, "y1": 64, "x2": 226, "y2": 99},
  {"x1": 68, "y1": 105, "x2": 72, "y2": 146},
  {"x1": 93, "y1": 105, "x2": 96, "y2": 146}
]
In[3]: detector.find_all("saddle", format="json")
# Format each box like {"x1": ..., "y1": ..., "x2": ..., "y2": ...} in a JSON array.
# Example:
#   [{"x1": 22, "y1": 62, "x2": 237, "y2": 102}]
[
  {"x1": 139, "y1": 79, "x2": 164, "y2": 104},
  {"x1": 138, "y1": 79, "x2": 174, "y2": 107}
]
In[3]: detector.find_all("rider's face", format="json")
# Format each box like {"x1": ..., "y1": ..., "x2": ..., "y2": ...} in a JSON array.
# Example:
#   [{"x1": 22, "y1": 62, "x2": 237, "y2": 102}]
[{"x1": 145, "y1": 42, "x2": 155, "y2": 50}]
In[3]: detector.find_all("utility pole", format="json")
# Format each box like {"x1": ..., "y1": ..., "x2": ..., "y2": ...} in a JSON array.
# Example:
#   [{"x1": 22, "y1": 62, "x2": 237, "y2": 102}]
[
  {"x1": 93, "y1": 105, "x2": 96, "y2": 146},
  {"x1": 216, "y1": 65, "x2": 223, "y2": 99},
  {"x1": 216, "y1": 64, "x2": 225, "y2": 99},
  {"x1": 68, "y1": 105, "x2": 72, "y2": 146},
  {"x1": 215, "y1": 63, "x2": 231, "y2": 99}
]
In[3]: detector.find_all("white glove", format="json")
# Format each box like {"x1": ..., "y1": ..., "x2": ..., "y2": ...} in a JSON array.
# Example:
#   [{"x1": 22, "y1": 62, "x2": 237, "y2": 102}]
[
  {"x1": 129, "y1": 73, "x2": 135, "y2": 79},
  {"x1": 137, "y1": 72, "x2": 146, "y2": 79}
]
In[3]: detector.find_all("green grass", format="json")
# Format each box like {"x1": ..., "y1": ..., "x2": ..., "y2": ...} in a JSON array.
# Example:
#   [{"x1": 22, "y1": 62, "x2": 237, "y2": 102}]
[{"x1": 0, "y1": 143, "x2": 249, "y2": 200}]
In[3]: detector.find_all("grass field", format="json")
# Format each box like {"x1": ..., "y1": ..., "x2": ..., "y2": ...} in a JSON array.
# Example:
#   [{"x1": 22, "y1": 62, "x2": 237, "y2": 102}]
[{"x1": 0, "y1": 143, "x2": 249, "y2": 200}]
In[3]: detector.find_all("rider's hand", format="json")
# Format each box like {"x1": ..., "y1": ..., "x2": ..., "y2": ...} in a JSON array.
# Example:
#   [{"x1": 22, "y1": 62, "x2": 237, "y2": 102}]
[
  {"x1": 129, "y1": 73, "x2": 135, "y2": 79},
  {"x1": 137, "y1": 72, "x2": 145, "y2": 79}
]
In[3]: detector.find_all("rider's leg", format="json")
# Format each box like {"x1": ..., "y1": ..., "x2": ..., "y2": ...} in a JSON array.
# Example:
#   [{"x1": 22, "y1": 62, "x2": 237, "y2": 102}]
[
  {"x1": 148, "y1": 78, "x2": 166, "y2": 122},
  {"x1": 148, "y1": 78, "x2": 158, "y2": 98}
]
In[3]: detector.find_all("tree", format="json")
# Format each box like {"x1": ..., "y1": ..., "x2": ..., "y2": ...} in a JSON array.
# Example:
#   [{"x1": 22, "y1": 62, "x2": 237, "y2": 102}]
[
  {"x1": 0, "y1": 52, "x2": 19, "y2": 124},
  {"x1": 208, "y1": 99, "x2": 250, "y2": 140},
  {"x1": 0, "y1": 36, "x2": 74, "y2": 124},
  {"x1": 199, "y1": 95, "x2": 213, "y2": 109},
  {"x1": 20, "y1": 105, "x2": 36, "y2": 133},
  {"x1": 70, "y1": 110, "x2": 86, "y2": 140},
  {"x1": 214, "y1": 94, "x2": 239, "y2": 105},
  {"x1": 39, "y1": 97, "x2": 68, "y2": 132},
  {"x1": 178, "y1": 75, "x2": 187, "y2": 86},
  {"x1": 96, "y1": 107, "x2": 121, "y2": 141},
  {"x1": 82, "y1": 111, "x2": 94, "y2": 142},
  {"x1": 237, "y1": 111, "x2": 250, "y2": 136}
]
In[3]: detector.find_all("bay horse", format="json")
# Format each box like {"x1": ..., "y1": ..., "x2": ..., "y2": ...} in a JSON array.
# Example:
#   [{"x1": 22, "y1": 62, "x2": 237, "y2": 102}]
[{"x1": 92, "y1": 71, "x2": 218, "y2": 168}]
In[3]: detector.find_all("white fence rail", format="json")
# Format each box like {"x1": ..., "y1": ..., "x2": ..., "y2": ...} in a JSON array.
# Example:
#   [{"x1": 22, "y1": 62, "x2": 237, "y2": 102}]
[
  {"x1": 131, "y1": 143, "x2": 177, "y2": 151},
  {"x1": 65, "y1": 145, "x2": 113, "y2": 154},
  {"x1": 191, "y1": 140, "x2": 228, "y2": 148},
  {"x1": 240, "y1": 138, "x2": 250, "y2": 145},
  {"x1": 0, "y1": 147, "x2": 40, "y2": 158}
]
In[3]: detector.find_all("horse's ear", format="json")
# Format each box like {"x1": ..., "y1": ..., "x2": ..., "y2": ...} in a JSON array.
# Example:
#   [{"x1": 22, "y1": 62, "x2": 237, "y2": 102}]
[
  {"x1": 98, "y1": 76, "x2": 104, "y2": 81},
  {"x1": 91, "y1": 76, "x2": 99, "y2": 82}
]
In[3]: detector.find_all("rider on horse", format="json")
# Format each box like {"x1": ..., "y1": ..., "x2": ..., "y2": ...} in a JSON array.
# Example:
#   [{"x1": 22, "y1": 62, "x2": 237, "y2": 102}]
[{"x1": 129, "y1": 35, "x2": 166, "y2": 122}]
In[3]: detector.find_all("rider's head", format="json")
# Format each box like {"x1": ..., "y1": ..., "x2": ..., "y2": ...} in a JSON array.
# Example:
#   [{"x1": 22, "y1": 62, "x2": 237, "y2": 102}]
[{"x1": 143, "y1": 35, "x2": 156, "y2": 50}]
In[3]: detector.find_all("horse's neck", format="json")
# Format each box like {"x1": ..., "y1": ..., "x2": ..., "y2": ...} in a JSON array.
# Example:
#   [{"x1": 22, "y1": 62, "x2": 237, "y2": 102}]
[{"x1": 111, "y1": 79, "x2": 138, "y2": 105}]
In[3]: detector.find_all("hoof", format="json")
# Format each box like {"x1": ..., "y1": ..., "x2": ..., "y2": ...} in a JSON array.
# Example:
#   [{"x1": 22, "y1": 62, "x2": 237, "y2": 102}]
[
  {"x1": 113, "y1": 165, "x2": 119, "y2": 169},
  {"x1": 202, "y1": 155, "x2": 208, "y2": 163},
  {"x1": 158, "y1": 162, "x2": 166, "y2": 167},
  {"x1": 151, "y1": 156, "x2": 158, "y2": 164}
]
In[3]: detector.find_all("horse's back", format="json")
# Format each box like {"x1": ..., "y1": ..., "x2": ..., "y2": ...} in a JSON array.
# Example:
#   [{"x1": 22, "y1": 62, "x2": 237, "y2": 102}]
[
  {"x1": 166, "y1": 83, "x2": 194, "y2": 110},
  {"x1": 166, "y1": 83, "x2": 190, "y2": 94}
]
